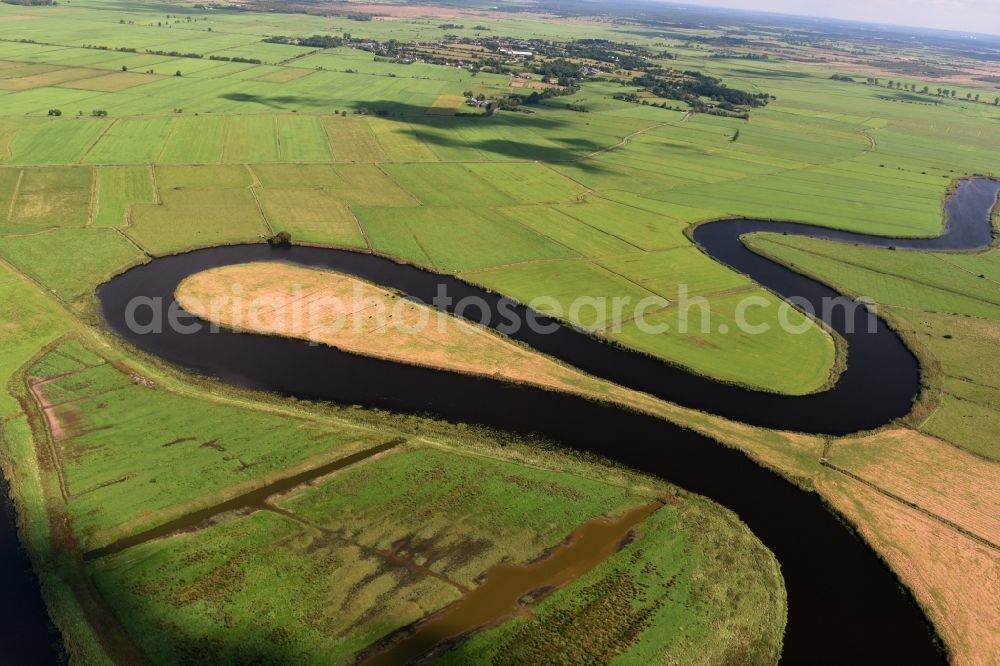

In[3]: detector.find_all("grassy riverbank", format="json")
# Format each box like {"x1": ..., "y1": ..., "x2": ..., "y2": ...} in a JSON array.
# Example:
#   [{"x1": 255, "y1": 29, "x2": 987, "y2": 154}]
[{"x1": 12, "y1": 336, "x2": 785, "y2": 664}]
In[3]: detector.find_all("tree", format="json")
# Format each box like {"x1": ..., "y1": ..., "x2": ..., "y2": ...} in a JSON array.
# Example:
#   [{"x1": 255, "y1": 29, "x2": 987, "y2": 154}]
[
  {"x1": 47, "y1": 108, "x2": 61, "y2": 116},
  {"x1": 121, "y1": 65, "x2": 128, "y2": 71},
  {"x1": 994, "y1": 97, "x2": 999, "y2": 106},
  {"x1": 267, "y1": 231, "x2": 292, "y2": 246},
  {"x1": 175, "y1": 70, "x2": 182, "y2": 76}
]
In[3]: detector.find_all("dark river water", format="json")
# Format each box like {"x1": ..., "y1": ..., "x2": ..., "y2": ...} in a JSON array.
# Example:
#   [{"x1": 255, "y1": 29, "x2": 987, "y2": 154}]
[{"x1": 6, "y1": 178, "x2": 997, "y2": 662}]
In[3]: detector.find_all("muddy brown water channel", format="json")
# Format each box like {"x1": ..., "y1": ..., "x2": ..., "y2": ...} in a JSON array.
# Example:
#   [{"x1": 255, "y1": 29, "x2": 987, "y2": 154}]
[
  {"x1": 6, "y1": 179, "x2": 997, "y2": 662},
  {"x1": 362, "y1": 500, "x2": 664, "y2": 665}
]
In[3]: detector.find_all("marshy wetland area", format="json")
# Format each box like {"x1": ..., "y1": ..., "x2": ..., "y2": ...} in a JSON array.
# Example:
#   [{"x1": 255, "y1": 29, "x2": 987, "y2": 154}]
[{"x1": 0, "y1": 0, "x2": 998, "y2": 664}]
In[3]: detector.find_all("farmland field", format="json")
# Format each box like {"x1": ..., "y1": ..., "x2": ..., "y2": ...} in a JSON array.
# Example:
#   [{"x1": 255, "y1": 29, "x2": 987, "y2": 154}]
[
  {"x1": 19, "y1": 337, "x2": 783, "y2": 664},
  {"x1": 0, "y1": 0, "x2": 998, "y2": 663}
]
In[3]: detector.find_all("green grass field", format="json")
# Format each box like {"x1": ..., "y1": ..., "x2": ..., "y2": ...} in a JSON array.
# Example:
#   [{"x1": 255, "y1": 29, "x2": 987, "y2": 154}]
[
  {"x1": 7, "y1": 166, "x2": 91, "y2": 231},
  {"x1": 19, "y1": 337, "x2": 783, "y2": 664},
  {"x1": 93, "y1": 165, "x2": 155, "y2": 227}
]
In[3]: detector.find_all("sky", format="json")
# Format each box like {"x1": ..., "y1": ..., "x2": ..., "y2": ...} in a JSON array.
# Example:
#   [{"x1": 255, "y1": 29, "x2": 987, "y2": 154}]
[{"x1": 668, "y1": 0, "x2": 1000, "y2": 36}]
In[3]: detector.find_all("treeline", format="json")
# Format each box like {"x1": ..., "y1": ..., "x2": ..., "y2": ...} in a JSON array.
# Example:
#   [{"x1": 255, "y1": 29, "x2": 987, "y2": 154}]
[
  {"x1": 2, "y1": 0, "x2": 57, "y2": 5},
  {"x1": 490, "y1": 85, "x2": 578, "y2": 113},
  {"x1": 209, "y1": 55, "x2": 262, "y2": 64},
  {"x1": 632, "y1": 70, "x2": 772, "y2": 109},
  {"x1": 556, "y1": 38, "x2": 650, "y2": 70},
  {"x1": 82, "y1": 44, "x2": 202, "y2": 59},
  {"x1": 533, "y1": 58, "x2": 582, "y2": 84},
  {"x1": 480, "y1": 36, "x2": 655, "y2": 72},
  {"x1": 865, "y1": 78, "x2": 1000, "y2": 105},
  {"x1": 613, "y1": 92, "x2": 698, "y2": 115},
  {"x1": 710, "y1": 51, "x2": 769, "y2": 60},
  {"x1": 264, "y1": 34, "x2": 345, "y2": 48},
  {"x1": 78, "y1": 44, "x2": 260, "y2": 63}
]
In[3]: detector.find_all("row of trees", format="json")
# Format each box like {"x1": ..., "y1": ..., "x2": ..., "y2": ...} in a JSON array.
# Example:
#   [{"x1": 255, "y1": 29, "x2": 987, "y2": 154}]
[
  {"x1": 866, "y1": 78, "x2": 998, "y2": 104},
  {"x1": 47, "y1": 109, "x2": 107, "y2": 117}
]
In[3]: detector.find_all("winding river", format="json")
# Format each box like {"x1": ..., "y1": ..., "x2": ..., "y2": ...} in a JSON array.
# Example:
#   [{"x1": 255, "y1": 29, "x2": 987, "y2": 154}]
[{"x1": 6, "y1": 179, "x2": 997, "y2": 662}]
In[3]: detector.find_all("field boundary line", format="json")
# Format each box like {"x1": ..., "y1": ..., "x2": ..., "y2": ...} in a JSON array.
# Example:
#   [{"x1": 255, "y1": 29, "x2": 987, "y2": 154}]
[
  {"x1": 154, "y1": 115, "x2": 178, "y2": 163},
  {"x1": 556, "y1": 201, "x2": 649, "y2": 252},
  {"x1": 537, "y1": 161, "x2": 593, "y2": 198},
  {"x1": 273, "y1": 115, "x2": 282, "y2": 161},
  {"x1": 938, "y1": 373, "x2": 1000, "y2": 395},
  {"x1": 115, "y1": 227, "x2": 151, "y2": 257},
  {"x1": 820, "y1": 461, "x2": 999, "y2": 551},
  {"x1": 0, "y1": 126, "x2": 17, "y2": 162},
  {"x1": 6, "y1": 167, "x2": 22, "y2": 222},
  {"x1": 492, "y1": 212, "x2": 588, "y2": 260},
  {"x1": 220, "y1": 115, "x2": 231, "y2": 163},
  {"x1": 349, "y1": 204, "x2": 372, "y2": 251},
  {"x1": 600, "y1": 300, "x2": 672, "y2": 331},
  {"x1": 76, "y1": 117, "x2": 117, "y2": 164},
  {"x1": 591, "y1": 260, "x2": 666, "y2": 300},
  {"x1": 458, "y1": 254, "x2": 596, "y2": 277},
  {"x1": 760, "y1": 236, "x2": 1000, "y2": 308},
  {"x1": 25, "y1": 360, "x2": 74, "y2": 505},
  {"x1": 0, "y1": 256, "x2": 76, "y2": 315},
  {"x1": 245, "y1": 165, "x2": 276, "y2": 237},
  {"x1": 417, "y1": 437, "x2": 662, "y2": 497},
  {"x1": 932, "y1": 253, "x2": 1000, "y2": 287},
  {"x1": 570, "y1": 122, "x2": 669, "y2": 163},
  {"x1": 275, "y1": 48, "x2": 319, "y2": 66},
  {"x1": 0, "y1": 228, "x2": 62, "y2": 240},
  {"x1": 27, "y1": 373, "x2": 132, "y2": 412},
  {"x1": 149, "y1": 163, "x2": 161, "y2": 205},
  {"x1": 411, "y1": 233, "x2": 437, "y2": 266},
  {"x1": 373, "y1": 162, "x2": 421, "y2": 206},
  {"x1": 83, "y1": 438, "x2": 408, "y2": 560},
  {"x1": 0, "y1": 252, "x2": 78, "y2": 310},
  {"x1": 86, "y1": 165, "x2": 97, "y2": 227},
  {"x1": 937, "y1": 385, "x2": 1000, "y2": 411}
]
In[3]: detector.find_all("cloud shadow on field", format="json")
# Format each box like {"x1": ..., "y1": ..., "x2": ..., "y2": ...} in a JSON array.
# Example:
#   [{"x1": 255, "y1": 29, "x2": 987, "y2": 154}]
[
  {"x1": 343, "y1": 100, "x2": 570, "y2": 130},
  {"x1": 218, "y1": 92, "x2": 323, "y2": 109},
  {"x1": 343, "y1": 100, "x2": 615, "y2": 165}
]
